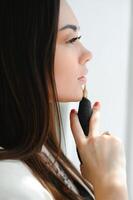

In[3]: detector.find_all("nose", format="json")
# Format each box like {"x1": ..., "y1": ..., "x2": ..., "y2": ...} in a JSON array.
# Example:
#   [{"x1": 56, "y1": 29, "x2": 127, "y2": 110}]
[{"x1": 79, "y1": 47, "x2": 93, "y2": 65}]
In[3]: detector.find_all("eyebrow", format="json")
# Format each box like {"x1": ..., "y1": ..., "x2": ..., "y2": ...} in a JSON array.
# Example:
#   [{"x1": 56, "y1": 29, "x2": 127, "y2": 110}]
[{"x1": 59, "y1": 24, "x2": 80, "y2": 32}]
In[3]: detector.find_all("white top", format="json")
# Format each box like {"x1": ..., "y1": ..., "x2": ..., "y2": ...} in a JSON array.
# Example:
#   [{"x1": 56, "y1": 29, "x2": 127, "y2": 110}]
[
  {"x1": 0, "y1": 146, "x2": 94, "y2": 199},
  {"x1": 0, "y1": 159, "x2": 54, "y2": 200},
  {"x1": 0, "y1": 146, "x2": 78, "y2": 200}
]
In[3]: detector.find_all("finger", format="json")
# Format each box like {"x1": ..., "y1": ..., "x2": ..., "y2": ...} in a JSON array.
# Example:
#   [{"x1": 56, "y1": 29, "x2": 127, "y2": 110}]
[
  {"x1": 88, "y1": 102, "x2": 101, "y2": 138},
  {"x1": 70, "y1": 109, "x2": 86, "y2": 147}
]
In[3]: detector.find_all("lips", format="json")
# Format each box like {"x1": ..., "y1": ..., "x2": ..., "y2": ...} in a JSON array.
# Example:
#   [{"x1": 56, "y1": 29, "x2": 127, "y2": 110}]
[
  {"x1": 78, "y1": 76, "x2": 86, "y2": 80},
  {"x1": 78, "y1": 76, "x2": 87, "y2": 83}
]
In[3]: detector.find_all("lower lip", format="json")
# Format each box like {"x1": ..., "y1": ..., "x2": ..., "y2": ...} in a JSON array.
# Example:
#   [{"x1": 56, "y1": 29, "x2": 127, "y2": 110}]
[{"x1": 78, "y1": 77, "x2": 87, "y2": 83}]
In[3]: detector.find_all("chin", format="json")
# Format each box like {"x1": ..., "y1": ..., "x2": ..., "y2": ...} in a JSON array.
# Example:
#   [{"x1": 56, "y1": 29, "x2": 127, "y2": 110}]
[
  {"x1": 75, "y1": 89, "x2": 84, "y2": 101},
  {"x1": 57, "y1": 86, "x2": 84, "y2": 102},
  {"x1": 72, "y1": 94, "x2": 83, "y2": 102},
  {"x1": 59, "y1": 93, "x2": 83, "y2": 103}
]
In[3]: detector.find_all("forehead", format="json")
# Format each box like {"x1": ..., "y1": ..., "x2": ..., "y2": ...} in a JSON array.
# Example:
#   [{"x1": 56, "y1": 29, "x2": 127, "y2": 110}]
[{"x1": 59, "y1": 0, "x2": 79, "y2": 29}]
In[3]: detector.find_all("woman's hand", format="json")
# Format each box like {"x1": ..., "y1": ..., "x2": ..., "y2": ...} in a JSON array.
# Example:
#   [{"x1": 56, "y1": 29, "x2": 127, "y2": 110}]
[{"x1": 70, "y1": 102, "x2": 128, "y2": 199}]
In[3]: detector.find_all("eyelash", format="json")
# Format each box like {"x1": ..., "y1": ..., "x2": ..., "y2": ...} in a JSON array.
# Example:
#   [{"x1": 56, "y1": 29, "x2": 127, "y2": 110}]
[{"x1": 67, "y1": 35, "x2": 82, "y2": 44}]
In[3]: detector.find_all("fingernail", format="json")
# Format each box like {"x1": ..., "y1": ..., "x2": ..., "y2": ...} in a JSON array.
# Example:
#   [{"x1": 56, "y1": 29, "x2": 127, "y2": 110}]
[
  {"x1": 71, "y1": 109, "x2": 76, "y2": 114},
  {"x1": 93, "y1": 101, "x2": 100, "y2": 108}
]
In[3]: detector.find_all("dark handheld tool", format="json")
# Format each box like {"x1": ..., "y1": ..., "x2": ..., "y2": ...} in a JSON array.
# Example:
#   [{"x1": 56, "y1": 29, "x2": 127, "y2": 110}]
[{"x1": 77, "y1": 85, "x2": 93, "y2": 163}]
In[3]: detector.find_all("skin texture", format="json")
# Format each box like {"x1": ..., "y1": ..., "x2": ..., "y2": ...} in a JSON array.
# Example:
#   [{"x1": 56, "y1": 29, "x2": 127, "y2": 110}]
[
  {"x1": 54, "y1": 0, "x2": 92, "y2": 102},
  {"x1": 55, "y1": 0, "x2": 128, "y2": 199}
]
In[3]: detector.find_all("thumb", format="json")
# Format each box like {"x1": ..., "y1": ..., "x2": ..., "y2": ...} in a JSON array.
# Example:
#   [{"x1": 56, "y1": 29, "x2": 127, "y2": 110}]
[{"x1": 70, "y1": 109, "x2": 86, "y2": 148}]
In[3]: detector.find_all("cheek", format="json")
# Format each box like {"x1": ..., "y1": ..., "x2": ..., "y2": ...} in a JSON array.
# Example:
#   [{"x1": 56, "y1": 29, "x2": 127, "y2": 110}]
[
  {"x1": 54, "y1": 45, "x2": 78, "y2": 83},
  {"x1": 54, "y1": 45, "x2": 83, "y2": 101}
]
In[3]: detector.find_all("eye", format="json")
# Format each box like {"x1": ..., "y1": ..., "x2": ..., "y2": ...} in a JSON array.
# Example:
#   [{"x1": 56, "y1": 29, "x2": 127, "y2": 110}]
[{"x1": 66, "y1": 35, "x2": 82, "y2": 44}]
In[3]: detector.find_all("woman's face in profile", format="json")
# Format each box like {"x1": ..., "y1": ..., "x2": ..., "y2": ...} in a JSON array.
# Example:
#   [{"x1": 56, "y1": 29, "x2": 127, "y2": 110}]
[{"x1": 54, "y1": 0, "x2": 92, "y2": 102}]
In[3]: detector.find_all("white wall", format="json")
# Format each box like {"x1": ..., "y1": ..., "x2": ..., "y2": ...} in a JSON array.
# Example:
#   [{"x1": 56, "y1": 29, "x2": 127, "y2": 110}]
[
  {"x1": 60, "y1": 0, "x2": 131, "y2": 197},
  {"x1": 125, "y1": 0, "x2": 133, "y2": 199}
]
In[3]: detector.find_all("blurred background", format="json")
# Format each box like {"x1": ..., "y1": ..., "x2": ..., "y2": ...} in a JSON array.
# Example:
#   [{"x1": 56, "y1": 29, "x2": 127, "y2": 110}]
[{"x1": 59, "y1": 0, "x2": 133, "y2": 199}]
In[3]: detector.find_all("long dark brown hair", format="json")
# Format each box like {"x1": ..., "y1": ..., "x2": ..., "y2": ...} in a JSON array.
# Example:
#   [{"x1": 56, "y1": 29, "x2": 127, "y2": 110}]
[{"x1": 0, "y1": 1, "x2": 94, "y2": 199}]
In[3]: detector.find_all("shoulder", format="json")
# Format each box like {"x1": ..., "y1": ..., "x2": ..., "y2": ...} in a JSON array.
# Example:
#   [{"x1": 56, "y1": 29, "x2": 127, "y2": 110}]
[{"x1": 0, "y1": 159, "x2": 53, "y2": 200}]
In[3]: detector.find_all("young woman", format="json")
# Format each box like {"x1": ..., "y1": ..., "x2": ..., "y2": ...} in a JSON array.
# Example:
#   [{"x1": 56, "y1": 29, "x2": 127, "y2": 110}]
[{"x1": 0, "y1": 0, "x2": 128, "y2": 199}]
